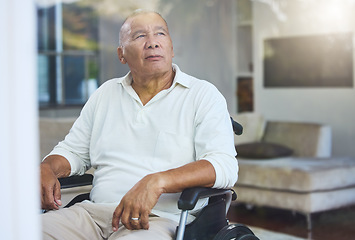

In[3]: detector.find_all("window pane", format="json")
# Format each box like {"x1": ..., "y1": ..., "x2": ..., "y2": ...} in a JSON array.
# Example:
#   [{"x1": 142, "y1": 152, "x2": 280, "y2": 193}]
[
  {"x1": 37, "y1": 5, "x2": 56, "y2": 51},
  {"x1": 63, "y1": 55, "x2": 99, "y2": 105},
  {"x1": 63, "y1": 55, "x2": 85, "y2": 104},
  {"x1": 37, "y1": 1, "x2": 100, "y2": 107},
  {"x1": 86, "y1": 56, "x2": 99, "y2": 98},
  {"x1": 38, "y1": 54, "x2": 56, "y2": 106}
]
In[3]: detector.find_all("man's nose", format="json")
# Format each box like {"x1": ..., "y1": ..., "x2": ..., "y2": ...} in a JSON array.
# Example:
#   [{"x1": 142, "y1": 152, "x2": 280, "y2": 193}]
[
  {"x1": 146, "y1": 36, "x2": 159, "y2": 49},
  {"x1": 147, "y1": 44, "x2": 159, "y2": 49}
]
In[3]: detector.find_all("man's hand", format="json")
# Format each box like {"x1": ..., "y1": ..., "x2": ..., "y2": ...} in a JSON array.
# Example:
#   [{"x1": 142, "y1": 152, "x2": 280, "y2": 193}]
[
  {"x1": 112, "y1": 174, "x2": 164, "y2": 231},
  {"x1": 111, "y1": 160, "x2": 216, "y2": 231},
  {"x1": 40, "y1": 163, "x2": 62, "y2": 210},
  {"x1": 40, "y1": 155, "x2": 71, "y2": 210}
]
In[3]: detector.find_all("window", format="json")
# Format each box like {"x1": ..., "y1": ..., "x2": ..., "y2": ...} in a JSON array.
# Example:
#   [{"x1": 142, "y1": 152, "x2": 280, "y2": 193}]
[{"x1": 37, "y1": 1, "x2": 99, "y2": 107}]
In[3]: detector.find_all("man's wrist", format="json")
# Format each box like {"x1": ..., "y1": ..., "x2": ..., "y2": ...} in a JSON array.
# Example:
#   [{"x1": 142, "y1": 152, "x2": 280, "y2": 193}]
[
  {"x1": 41, "y1": 155, "x2": 71, "y2": 178},
  {"x1": 150, "y1": 170, "x2": 182, "y2": 194}
]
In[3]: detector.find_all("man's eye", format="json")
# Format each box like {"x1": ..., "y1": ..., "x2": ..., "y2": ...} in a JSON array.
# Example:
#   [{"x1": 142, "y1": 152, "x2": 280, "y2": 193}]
[
  {"x1": 135, "y1": 34, "x2": 145, "y2": 39},
  {"x1": 157, "y1": 32, "x2": 165, "y2": 36}
]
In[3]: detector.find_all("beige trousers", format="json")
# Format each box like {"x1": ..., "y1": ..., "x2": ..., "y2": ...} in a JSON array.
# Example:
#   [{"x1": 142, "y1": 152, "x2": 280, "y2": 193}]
[{"x1": 42, "y1": 202, "x2": 178, "y2": 240}]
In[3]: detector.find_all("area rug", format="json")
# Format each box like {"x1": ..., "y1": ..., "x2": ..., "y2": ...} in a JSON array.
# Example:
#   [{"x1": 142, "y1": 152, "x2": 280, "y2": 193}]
[{"x1": 249, "y1": 226, "x2": 306, "y2": 240}]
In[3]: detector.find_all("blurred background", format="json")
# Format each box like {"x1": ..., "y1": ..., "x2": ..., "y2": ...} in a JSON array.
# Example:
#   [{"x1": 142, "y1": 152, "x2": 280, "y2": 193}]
[
  {"x1": 1, "y1": 0, "x2": 354, "y2": 239},
  {"x1": 36, "y1": 0, "x2": 355, "y2": 158}
]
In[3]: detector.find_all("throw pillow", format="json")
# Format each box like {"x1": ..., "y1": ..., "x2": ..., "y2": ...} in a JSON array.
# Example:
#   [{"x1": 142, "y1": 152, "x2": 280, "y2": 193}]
[{"x1": 236, "y1": 142, "x2": 293, "y2": 159}]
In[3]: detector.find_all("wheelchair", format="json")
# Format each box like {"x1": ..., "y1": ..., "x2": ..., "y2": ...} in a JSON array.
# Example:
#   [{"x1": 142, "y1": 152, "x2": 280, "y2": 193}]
[{"x1": 56, "y1": 118, "x2": 259, "y2": 240}]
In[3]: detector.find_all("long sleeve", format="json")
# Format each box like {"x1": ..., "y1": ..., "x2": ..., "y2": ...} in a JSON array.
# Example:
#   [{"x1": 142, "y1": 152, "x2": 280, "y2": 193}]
[
  {"x1": 45, "y1": 88, "x2": 100, "y2": 176},
  {"x1": 193, "y1": 82, "x2": 238, "y2": 189}
]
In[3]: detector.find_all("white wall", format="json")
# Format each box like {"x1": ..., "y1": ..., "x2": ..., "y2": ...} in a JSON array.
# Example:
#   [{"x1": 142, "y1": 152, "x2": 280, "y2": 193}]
[
  {"x1": 253, "y1": 0, "x2": 355, "y2": 157},
  {"x1": 167, "y1": 1, "x2": 237, "y2": 112},
  {"x1": 0, "y1": 0, "x2": 40, "y2": 239}
]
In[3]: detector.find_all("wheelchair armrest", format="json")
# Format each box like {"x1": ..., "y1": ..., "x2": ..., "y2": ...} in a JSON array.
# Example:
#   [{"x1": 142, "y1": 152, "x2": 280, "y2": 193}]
[
  {"x1": 177, "y1": 187, "x2": 237, "y2": 211},
  {"x1": 58, "y1": 173, "x2": 93, "y2": 189},
  {"x1": 231, "y1": 117, "x2": 243, "y2": 135}
]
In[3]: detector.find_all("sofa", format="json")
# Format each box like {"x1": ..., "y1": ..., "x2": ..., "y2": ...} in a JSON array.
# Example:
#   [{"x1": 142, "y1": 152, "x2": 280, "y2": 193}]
[{"x1": 231, "y1": 112, "x2": 355, "y2": 231}]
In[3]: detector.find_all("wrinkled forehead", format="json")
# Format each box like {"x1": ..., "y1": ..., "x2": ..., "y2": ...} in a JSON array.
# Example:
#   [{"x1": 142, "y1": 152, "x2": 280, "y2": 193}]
[{"x1": 119, "y1": 12, "x2": 169, "y2": 44}]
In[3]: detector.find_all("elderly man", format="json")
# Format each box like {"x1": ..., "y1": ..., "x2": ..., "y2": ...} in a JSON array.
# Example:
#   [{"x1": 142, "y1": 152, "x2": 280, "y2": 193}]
[{"x1": 41, "y1": 10, "x2": 238, "y2": 239}]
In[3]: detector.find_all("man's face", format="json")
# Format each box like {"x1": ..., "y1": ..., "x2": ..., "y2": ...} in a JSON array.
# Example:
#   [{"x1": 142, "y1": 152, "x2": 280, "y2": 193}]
[{"x1": 118, "y1": 13, "x2": 174, "y2": 78}]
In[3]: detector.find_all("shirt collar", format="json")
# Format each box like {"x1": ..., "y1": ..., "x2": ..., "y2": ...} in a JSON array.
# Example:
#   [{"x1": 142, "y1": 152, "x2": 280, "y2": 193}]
[{"x1": 116, "y1": 63, "x2": 191, "y2": 89}]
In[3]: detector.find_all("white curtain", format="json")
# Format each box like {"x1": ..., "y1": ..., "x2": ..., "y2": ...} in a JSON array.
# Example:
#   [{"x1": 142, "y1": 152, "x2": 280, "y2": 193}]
[{"x1": 0, "y1": 0, "x2": 40, "y2": 239}]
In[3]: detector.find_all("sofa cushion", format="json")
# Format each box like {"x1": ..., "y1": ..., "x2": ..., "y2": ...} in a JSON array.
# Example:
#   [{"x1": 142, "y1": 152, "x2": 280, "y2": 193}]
[
  {"x1": 262, "y1": 121, "x2": 332, "y2": 157},
  {"x1": 230, "y1": 112, "x2": 266, "y2": 145},
  {"x1": 236, "y1": 157, "x2": 355, "y2": 192},
  {"x1": 236, "y1": 142, "x2": 293, "y2": 159},
  {"x1": 234, "y1": 184, "x2": 355, "y2": 214}
]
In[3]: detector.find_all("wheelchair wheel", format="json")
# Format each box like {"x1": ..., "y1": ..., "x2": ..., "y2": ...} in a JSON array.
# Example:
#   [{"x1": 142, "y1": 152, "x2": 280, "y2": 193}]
[{"x1": 213, "y1": 224, "x2": 260, "y2": 240}]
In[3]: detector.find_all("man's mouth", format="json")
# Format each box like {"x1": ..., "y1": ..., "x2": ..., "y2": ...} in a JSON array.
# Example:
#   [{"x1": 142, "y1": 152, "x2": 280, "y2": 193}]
[{"x1": 146, "y1": 55, "x2": 162, "y2": 60}]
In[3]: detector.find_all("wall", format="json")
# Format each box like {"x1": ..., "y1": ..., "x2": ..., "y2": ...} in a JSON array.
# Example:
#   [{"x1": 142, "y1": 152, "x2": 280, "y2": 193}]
[
  {"x1": 253, "y1": 0, "x2": 355, "y2": 157},
  {"x1": 167, "y1": 1, "x2": 237, "y2": 112},
  {"x1": 40, "y1": 107, "x2": 82, "y2": 118}
]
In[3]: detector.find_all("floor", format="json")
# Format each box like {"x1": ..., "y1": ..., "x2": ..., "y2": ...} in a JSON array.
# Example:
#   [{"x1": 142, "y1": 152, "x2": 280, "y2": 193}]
[{"x1": 227, "y1": 203, "x2": 355, "y2": 240}]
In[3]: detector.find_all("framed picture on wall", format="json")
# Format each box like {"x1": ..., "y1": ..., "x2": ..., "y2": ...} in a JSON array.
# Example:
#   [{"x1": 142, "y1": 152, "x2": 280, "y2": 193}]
[{"x1": 263, "y1": 32, "x2": 353, "y2": 88}]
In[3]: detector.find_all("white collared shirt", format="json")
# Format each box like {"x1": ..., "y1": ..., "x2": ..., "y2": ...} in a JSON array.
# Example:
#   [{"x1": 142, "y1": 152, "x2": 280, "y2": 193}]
[{"x1": 48, "y1": 64, "x2": 238, "y2": 221}]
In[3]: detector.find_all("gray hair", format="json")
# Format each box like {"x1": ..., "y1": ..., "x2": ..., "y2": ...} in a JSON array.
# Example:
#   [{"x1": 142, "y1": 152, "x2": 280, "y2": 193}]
[{"x1": 118, "y1": 10, "x2": 169, "y2": 46}]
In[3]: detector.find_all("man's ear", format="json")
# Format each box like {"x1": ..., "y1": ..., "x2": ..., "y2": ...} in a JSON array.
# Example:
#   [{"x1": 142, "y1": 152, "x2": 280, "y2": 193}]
[
  {"x1": 170, "y1": 43, "x2": 174, "y2": 58},
  {"x1": 117, "y1": 47, "x2": 126, "y2": 64}
]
